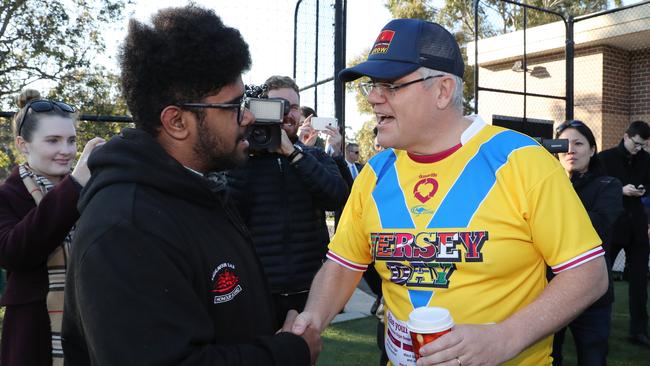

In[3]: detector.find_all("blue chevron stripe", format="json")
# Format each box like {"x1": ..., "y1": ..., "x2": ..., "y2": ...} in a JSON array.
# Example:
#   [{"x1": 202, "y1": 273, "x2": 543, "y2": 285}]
[
  {"x1": 369, "y1": 149, "x2": 415, "y2": 229},
  {"x1": 428, "y1": 130, "x2": 537, "y2": 228},
  {"x1": 408, "y1": 289, "x2": 434, "y2": 309}
]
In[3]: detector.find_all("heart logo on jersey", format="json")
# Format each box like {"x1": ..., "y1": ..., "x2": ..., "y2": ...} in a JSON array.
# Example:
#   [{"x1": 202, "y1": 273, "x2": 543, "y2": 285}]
[{"x1": 413, "y1": 178, "x2": 438, "y2": 203}]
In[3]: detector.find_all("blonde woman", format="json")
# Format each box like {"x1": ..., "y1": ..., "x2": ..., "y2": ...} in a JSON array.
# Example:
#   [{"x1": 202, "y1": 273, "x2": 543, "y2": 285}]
[{"x1": 0, "y1": 90, "x2": 103, "y2": 366}]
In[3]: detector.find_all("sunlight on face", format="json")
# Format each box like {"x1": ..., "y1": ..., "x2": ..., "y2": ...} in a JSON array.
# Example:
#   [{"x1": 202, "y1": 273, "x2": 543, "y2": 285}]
[
  {"x1": 19, "y1": 115, "x2": 77, "y2": 183},
  {"x1": 268, "y1": 88, "x2": 301, "y2": 139}
]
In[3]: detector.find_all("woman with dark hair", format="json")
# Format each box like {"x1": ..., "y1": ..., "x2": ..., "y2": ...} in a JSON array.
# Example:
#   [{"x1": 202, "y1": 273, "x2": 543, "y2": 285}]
[
  {"x1": 0, "y1": 90, "x2": 103, "y2": 366},
  {"x1": 550, "y1": 120, "x2": 623, "y2": 366}
]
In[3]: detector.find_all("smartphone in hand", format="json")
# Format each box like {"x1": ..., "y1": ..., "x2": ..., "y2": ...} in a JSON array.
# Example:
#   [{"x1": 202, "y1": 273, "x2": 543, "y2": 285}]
[{"x1": 311, "y1": 117, "x2": 338, "y2": 131}]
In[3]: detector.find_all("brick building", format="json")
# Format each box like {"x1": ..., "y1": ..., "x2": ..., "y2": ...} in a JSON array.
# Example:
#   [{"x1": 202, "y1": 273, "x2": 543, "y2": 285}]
[{"x1": 468, "y1": 4, "x2": 650, "y2": 151}]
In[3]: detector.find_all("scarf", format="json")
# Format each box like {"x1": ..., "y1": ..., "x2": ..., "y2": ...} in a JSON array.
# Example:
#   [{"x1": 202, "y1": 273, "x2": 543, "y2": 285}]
[{"x1": 19, "y1": 164, "x2": 73, "y2": 366}]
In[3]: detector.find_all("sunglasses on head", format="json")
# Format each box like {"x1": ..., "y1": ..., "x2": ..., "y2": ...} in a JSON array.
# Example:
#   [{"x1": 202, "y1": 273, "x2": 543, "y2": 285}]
[
  {"x1": 17, "y1": 100, "x2": 75, "y2": 137},
  {"x1": 555, "y1": 120, "x2": 586, "y2": 135}
]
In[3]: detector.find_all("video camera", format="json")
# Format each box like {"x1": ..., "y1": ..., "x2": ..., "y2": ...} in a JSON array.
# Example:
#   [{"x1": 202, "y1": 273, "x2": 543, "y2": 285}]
[{"x1": 244, "y1": 84, "x2": 290, "y2": 151}]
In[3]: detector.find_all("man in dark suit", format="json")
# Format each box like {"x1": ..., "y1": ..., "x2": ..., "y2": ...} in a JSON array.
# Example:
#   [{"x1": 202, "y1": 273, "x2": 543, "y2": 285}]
[{"x1": 345, "y1": 143, "x2": 364, "y2": 180}]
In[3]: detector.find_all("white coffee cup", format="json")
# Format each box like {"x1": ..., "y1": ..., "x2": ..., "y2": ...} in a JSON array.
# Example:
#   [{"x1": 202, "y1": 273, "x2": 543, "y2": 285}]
[{"x1": 406, "y1": 307, "x2": 454, "y2": 359}]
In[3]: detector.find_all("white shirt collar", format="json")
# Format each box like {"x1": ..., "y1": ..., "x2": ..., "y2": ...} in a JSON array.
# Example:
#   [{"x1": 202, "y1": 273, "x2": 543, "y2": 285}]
[{"x1": 460, "y1": 114, "x2": 487, "y2": 145}]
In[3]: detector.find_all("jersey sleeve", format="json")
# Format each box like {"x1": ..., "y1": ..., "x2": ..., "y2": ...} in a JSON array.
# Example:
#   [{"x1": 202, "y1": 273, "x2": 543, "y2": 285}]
[
  {"x1": 327, "y1": 166, "x2": 375, "y2": 271},
  {"x1": 523, "y1": 153, "x2": 603, "y2": 270}
]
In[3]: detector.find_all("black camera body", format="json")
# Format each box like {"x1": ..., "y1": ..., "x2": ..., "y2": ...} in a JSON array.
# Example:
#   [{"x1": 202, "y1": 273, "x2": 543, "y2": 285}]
[
  {"x1": 534, "y1": 138, "x2": 568, "y2": 154},
  {"x1": 245, "y1": 84, "x2": 289, "y2": 151}
]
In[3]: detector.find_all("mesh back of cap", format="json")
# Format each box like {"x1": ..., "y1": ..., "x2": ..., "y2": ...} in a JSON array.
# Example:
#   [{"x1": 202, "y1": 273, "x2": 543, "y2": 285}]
[{"x1": 417, "y1": 23, "x2": 463, "y2": 77}]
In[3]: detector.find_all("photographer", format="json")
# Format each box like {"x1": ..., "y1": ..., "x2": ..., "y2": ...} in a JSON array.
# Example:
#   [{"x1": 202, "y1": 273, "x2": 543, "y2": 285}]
[{"x1": 228, "y1": 76, "x2": 348, "y2": 326}]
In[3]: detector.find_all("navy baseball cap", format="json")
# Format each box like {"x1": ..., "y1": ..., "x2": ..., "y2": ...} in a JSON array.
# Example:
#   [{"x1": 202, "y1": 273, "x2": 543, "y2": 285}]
[{"x1": 339, "y1": 19, "x2": 464, "y2": 82}]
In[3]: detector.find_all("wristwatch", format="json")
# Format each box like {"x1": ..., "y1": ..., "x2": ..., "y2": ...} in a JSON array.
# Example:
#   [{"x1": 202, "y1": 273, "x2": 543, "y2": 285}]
[{"x1": 287, "y1": 144, "x2": 303, "y2": 163}]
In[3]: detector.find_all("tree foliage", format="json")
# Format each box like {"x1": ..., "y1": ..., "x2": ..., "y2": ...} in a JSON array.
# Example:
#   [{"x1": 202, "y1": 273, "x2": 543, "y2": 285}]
[
  {"x1": 0, "y1": 0, "x2": 129, "y2": 105},
  {"x1": 481, "y1": 0, "x2": 622, "y2": 32},
  {"x1": 346, "y1": 49, "x2": 372, "y2": 115},
  {"x1": 355, "y1": 120, "x2": 378, "y2": 164},
  {"x1": 0, "y1": 0, "x2": 131, "y2": 178},
  {"x1": 385, "y1": 0, "x2": 435, "y2": 19},
  {"x1": 47, "y1": 66, "x2": 131, "y2": 149}
]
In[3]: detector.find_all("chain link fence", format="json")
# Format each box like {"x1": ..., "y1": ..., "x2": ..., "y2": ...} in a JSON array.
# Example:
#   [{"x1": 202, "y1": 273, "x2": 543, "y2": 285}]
[
  {"x1": 472, "y1": 0, "x2": 650, "y2": 150},
  {"x1": 293, "y1": 0, "x2": 339, "y2": 120},
  {"x1": 472, "y1": 0, "x2": 650, "y2": 272},
  {"x1": 472, "y1": 1, "x2": 567, "y2": 140}
]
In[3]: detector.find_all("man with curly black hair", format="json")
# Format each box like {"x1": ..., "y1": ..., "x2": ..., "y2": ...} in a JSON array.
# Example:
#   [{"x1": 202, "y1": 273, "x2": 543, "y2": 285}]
[{"x1": 61, "y1": 6, "x2": 320, "y2": 365}]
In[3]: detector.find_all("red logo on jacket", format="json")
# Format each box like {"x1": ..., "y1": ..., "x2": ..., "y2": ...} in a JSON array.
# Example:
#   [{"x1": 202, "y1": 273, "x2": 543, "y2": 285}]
[
  {"x1": 210, "y1": 263, "x2": 242, "y2": 304},
  {"x1": 212, "y1": 269, "x2": 239, "y2": 294}
]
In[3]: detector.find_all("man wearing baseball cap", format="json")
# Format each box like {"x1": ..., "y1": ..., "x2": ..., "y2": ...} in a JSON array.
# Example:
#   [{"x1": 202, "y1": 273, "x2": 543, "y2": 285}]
[{"x1": 292, "y1": 19, "x2": 608, "y2": 365}]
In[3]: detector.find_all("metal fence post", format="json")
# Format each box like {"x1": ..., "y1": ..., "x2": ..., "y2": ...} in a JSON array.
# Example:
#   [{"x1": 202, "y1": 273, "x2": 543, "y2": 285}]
[
  {"x1": 334, "y1": 0, "x2": 346, "y2": 142},
  {"x1": 566, "y1": 16, "x2": 574, "y2": 121}
]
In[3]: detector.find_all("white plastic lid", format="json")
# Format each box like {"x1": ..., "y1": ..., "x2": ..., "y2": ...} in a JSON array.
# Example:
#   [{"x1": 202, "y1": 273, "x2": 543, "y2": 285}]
[{"x1": 406, "y1": 306, "x2": 454, "y2": 334}]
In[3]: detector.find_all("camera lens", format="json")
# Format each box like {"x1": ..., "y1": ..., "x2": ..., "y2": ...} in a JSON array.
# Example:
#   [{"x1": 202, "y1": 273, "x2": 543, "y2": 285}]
[{"x1": 251, "y1": 126, "x2": 270, "y2": 144}]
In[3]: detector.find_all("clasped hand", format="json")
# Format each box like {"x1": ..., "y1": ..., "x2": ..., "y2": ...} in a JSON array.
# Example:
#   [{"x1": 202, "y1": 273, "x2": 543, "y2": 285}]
[{"x1": 280, "y1": 310, "x2": 322, "y2": 365}]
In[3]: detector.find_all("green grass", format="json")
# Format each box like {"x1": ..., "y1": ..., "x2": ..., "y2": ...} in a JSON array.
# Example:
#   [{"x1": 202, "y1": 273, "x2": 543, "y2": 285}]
[
  {"x1": 321, "y1": 317, "x2": 381, "y2": 365},
  {"x1": 0, "y1": 283, "x2": 648, "y2": 364},
  {"x1": 321, "y1": 281, "x2": 650, "y2": 366},
  {"x1": 561, "y1": 281, "x2": 650, "y2": 366}
]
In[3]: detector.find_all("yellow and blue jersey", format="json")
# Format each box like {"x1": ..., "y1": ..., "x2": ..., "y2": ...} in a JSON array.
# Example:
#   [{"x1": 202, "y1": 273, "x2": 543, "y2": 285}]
[{"x1": 328, "y1": 116, "x2": 603, "y2": 366}]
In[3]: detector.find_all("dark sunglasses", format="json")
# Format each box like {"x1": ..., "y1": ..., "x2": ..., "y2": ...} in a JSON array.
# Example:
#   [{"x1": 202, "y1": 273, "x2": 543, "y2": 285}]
[
  {"x1": 180, "y1": 97, "x2": 246, "y2": 125},
  {"x1": 555, "y1": 120, "x2": 586, "y2": 135},
  {"x1": 18, "y1": 100, "x2": 75, "y2": 137}
]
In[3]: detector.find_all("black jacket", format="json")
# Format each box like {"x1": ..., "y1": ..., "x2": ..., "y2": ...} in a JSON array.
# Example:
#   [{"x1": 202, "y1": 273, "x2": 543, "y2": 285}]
[
  {"x1": 332, "y1": 155, "x2": 354, "y2": 228},
  {"x1": 598, "y1": 141, "x2": 650, "y2": 239},
  {"x1": 227, "y1": 143, "x2": 348, "y2": 293},
  {"x1": 62, "y1": 128, "x2": 309, "y2": 366},
  {"x1": 571, "y1": 172, "x2": 623, "y2": 306}
]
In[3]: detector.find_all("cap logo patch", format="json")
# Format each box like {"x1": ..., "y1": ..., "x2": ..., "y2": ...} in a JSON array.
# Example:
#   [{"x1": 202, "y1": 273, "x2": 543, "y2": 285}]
[{"x1": 370, "y1": 30, "x2": 395, "y2": 55}]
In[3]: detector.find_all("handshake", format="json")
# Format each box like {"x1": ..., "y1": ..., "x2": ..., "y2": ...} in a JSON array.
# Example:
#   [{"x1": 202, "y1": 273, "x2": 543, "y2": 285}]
[{"x1": 279, "y1": 310, "x2": 324, "y2": 365}]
